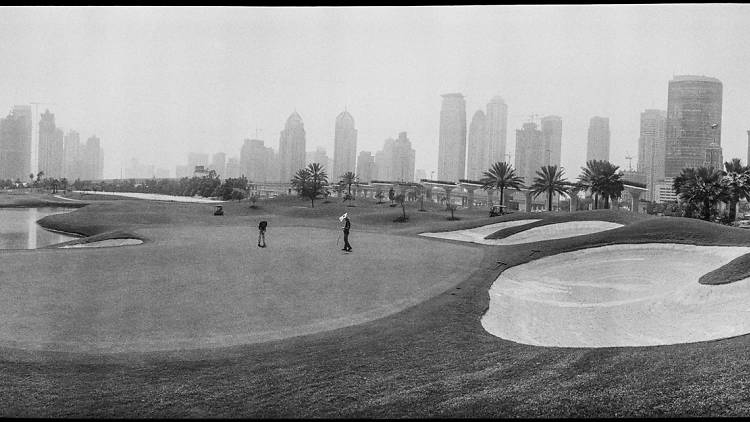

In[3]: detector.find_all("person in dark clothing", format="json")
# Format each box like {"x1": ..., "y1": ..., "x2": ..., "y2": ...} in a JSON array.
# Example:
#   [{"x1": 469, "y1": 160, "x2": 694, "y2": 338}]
[
  {"x1": 342, "y1": 215, "x2": 352, "y2": 252},
  {"x1": 258, "y1": 220, "x2": 267, "y2": 248}
]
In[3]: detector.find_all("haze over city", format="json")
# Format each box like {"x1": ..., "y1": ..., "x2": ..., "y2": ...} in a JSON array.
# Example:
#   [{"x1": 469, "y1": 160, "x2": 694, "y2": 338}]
[{"x1": 2, "y1": 4, "x2": 750, "y2": 180}]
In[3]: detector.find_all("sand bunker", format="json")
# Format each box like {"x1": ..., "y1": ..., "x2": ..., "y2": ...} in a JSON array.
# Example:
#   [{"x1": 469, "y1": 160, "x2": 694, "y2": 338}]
[
  {"x1": 72, "y1": 191, "x2": 225, "y2": 203},
  {"x1": 482, "y1": 243, "x2": 750, "y2": 348},
  {"x1": 421, "y1": 220, "x2": 621, "y2": 245},
  {"x1": 59, "y1": 239, "x2": 143, "y2": 248},
  {"x1": 419, "y1": 219, "x2": 540, "y2": 243},
  {"x1": 52, "y1": 195, "x2": 85, "y2": 202}
]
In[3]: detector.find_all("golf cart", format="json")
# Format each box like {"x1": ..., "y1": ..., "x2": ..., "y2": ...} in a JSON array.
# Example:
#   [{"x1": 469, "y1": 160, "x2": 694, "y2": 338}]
[
  {"x1": 213, "y1": 205, "x2": 224, "y2": 216},
  {"x1": 489, "y1": 204, "x2": 506, "y2": 217}
]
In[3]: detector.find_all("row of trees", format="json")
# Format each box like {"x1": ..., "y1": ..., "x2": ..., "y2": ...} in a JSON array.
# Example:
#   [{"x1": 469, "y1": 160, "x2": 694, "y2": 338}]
[
  {"x1": 479, "y1": 159, "x2": 625, "y2": 212},
  {"x1": 290, "y1": 164, "x2": 364, "y2": 207},
  {"x1": 481, "y1": 156, "x2": 750, "y2": 223},
  {"x1": 289, "y1": 159, "x2": 626, "y2": 215},
  {"x1": 75, "y1": 172, "x2": 251, "y2": 201}
]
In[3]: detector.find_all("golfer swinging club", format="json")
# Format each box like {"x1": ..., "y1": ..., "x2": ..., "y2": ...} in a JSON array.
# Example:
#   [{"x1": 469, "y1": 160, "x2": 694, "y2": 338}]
[{"x1": 338, "y1": 212, "x2": 352, "y2": 252}]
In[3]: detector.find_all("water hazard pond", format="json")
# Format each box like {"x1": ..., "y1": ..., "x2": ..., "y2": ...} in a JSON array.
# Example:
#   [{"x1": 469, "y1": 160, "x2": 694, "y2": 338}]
[{"x1": 0, "y1": 207, "x2": 78, "y2": 249}]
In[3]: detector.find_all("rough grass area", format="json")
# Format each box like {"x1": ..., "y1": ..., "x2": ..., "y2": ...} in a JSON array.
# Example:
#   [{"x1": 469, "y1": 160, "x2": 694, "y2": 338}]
[
  {"x1": 699, "y1": 253, "x2": 750, "y2": 285},
  {"x1": 3, "y1": 192, "x2": 750, "y2": 417}
]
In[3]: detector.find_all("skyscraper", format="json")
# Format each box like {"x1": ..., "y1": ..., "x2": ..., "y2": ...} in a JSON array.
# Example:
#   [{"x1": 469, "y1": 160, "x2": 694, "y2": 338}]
[
  {"x1": 225, "y1": 157, "x2": 240, "y2": 179},
  {"x1": 83, "y1": 135, "x2": 103, "y2": 180},
  {"x1": 637, "y1": 109, "x2": 667, "y2": 201},
  {"x1": 514, "y1": 122, "x2": 545, "y2": 185},
  {"x1": 210, "y1": 152, "x2": 226, "y2": 178},
  {"x1": 393, "y1": 132, "x2": 416, "y2": 183},
  {"x1": 486, "y1": 96, "x2": 508, "y2": 165},
  {"x1": 0, "y1": 105, "x2": 32, "y2": 181},
  {"x1": 664, "y1": 75, "x2": 723, "y2": 177},
  {"x1": 63, "y1": 130, "x2": 82, "y2": 180},
  {"x1": 333, "y1": 110, "x2": 357, "y2": 180},
  {"x1": 540, "y1": 115, "x2": 562, "y2": 167},
  {"x1": 306, "y1": 146, "x2": 330, "y2": 171},
  {"x1": 466, "y1": 110, "x2": 487, "y2": 180},
  {"x1": 375, "y1": 138, "x2": 395, "y2": 181},
  {"x1": 356, "y1": 151, "x2": 376, "y2": 184},
  {"x1": 241, "y1": 139, "x2": 274, "y2": 183},
  {"x1": 437, "y1": 93, "x2": 466, "y2": 181},
  {"x1": 704, "y1": 142, "x2": 723, "y2": 169},
  {"x1": 278, "y1": 111, "x2": 306, "y2": 182},
  {"x1": 586, "y1": 116, "x2": 610, "y2": 162},
  {"x1": 38, "y1": 109, "x2": 64, "y2": 178}
]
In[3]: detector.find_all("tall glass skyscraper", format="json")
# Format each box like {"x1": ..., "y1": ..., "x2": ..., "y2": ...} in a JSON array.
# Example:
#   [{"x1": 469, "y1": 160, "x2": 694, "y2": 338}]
[
  {"x1": 637, "y1": 109, "x2": 667, "y2": 201},
  {"x1": 0, "y1": 105, "x2": 32, "y2": 181},
  {"x1": 486, "y1": 96, "x2": 508, "y2": 165},
  {"x1": 540, "y1": 115, "x2": 562, "y2": 167},
  {"x1": 437, "y1": 93, "x2": 466, "y2": 181},
  {"x1": 278, "y1": 111, "x2": 306, "y2": 183},
  {"x1": 586, "y1": 116, "x2": 610, "y2": 162},
  {"x1": 333, "y1": 110, "x2": 357, "y2": 181},
  {"x1": 465, "y1": 109, "x2": 487, "y2": 180},
  {"x1": 664, "y1": 75, "x2": 722, "y2": 177}
]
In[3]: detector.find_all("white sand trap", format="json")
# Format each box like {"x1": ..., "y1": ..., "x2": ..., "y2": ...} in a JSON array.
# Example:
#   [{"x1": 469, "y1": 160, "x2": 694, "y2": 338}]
[
  {"x1": 420, "y1": 219, "x2": 540, "y2": 243},
  {"x1": 52, "y1": 195, "x2": 85, "y2": 202},
  {"x1": 420, "y1": 220, "x2": 620, "y2": 245},
  {"x1": 72, "y1": 190, "x2": 225, "y2": 203},
  {"x1": 60, "y1": 239, "x2": 143, "y2": 248},
  {"x1": 492, "y1": 221, "x2": 623, "y2": 245},
  {"x1": 482, "y1": 243, "x2": 750, "y2": 347}
]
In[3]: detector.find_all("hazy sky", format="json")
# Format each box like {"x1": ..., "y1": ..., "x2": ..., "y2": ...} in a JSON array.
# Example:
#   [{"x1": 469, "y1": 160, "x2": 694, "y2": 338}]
[{"x1": 2, "y1": 5, "x2": 750, "y2": 180}]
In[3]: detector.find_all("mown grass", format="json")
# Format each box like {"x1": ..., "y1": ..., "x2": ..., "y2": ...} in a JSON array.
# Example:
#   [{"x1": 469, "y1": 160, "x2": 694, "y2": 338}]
[{"x1": 4, "y1": 191, "x2": 750, "y2": 417}]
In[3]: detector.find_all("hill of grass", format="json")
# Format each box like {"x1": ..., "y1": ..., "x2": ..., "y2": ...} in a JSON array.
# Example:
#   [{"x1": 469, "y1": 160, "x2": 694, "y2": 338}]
[{"x1": 3, "y1": 192, "x2": 750, "y2": 417}]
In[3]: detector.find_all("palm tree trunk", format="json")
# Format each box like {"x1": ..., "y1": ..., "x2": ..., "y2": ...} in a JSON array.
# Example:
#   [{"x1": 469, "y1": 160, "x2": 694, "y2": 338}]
[
  {"x1": 548, "y1": 190, "x2": 553, "y2": 211},
  {"x1": 703, "y1": 199, "x2": 711, "y2": 220},
  {"x1": 730, "y1": 199, "x2": 738, "y2": 221},
  {"x1": 499, "y1": 188, "x2": 504, "y2": 208},
  {"x1": 594, "y1": 193, "x2": 598, "y2": 209}
]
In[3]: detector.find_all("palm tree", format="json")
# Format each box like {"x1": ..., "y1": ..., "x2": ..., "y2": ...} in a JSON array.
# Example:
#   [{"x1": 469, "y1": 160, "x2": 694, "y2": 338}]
[
  {"x1": 577, "y1": 160, "x2": 623, "y2": 209},
  {"x1": 674, "y1": 166, "x2": 727, "y2": 221},
  {"x1": 340, "y1": 171, "x2": 358, "y2": 200},
  {"x1": 480, "y1": 162, "x2": 525, "y2": 209},
  {"x1": 290, "y1": 163, "x2": 329, "y2": 208},
  {"x1": 721, "y1": 158, "x2": 750, "y2": 221},
  {"x1": 529, "y1": 165, "x2": 571, "y2": 211}
]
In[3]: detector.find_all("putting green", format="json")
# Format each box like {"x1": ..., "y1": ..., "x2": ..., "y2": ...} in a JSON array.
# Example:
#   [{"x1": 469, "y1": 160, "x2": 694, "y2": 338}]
[{"x1": 0, "y1": 225, "x2": 481, "y2": 353}]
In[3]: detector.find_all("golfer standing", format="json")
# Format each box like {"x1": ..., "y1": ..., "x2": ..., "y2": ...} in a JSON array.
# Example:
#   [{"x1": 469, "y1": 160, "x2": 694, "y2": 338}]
[
  {"x1": 342, "y1": 214, "x2": 352, "y2": 252},
  {"x1": 258, "y1": 220, "x2": 267, "y2": 248}
]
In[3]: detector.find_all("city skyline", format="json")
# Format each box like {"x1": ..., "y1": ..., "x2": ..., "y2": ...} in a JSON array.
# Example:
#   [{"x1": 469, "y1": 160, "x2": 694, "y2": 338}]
[{"x1": 2, "y1": 5, "x2": 750, "y2": 180}]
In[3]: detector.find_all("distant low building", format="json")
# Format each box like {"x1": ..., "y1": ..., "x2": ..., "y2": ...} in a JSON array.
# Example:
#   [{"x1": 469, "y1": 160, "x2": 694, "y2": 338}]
[
  {"x1": 654, "y1": 177, "x2": 678, "y2": 203},
  {"x1": 194, "y1": 165, "x2": 210, "y2": 177}
]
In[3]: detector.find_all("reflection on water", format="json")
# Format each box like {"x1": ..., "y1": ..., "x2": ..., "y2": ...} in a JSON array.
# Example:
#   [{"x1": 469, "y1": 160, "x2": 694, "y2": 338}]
[{"x1": 0, "y1": 207, "x2": 78, "y2": 249}]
